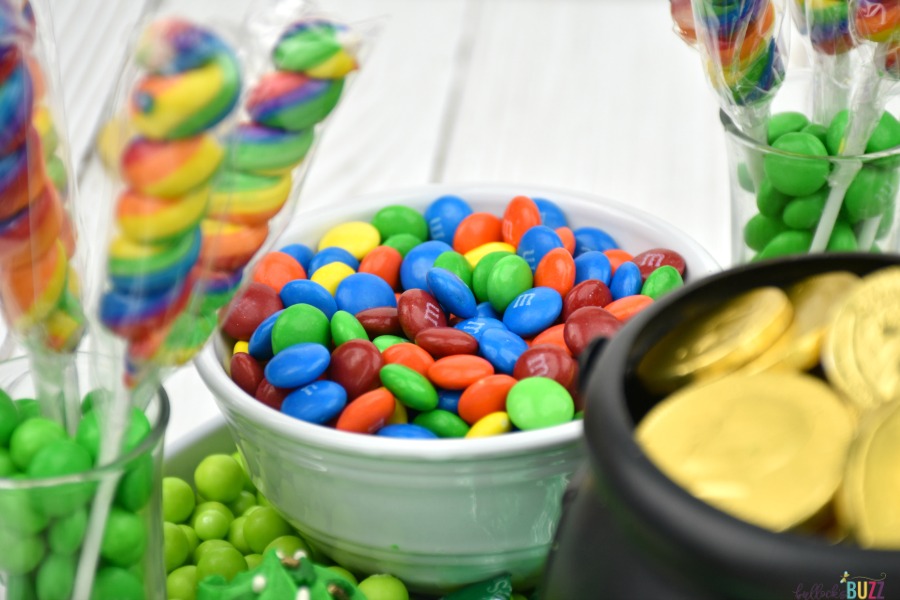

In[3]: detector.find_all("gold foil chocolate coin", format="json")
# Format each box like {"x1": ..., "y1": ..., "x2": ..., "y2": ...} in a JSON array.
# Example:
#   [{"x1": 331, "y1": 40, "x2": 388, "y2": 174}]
[
  {"x1": 637, "y1": 287, "x2": 793, "y2": 394},
  {"x1": 741, "y1": 271, "x2": 860, "y2": 374},
  {"x1": 636, "y1": 372, "x2": 854, "y2": 532},
  {"x1": 823, "y1": 267, "x2": 900, "y2": 412},
  {"x1": 837, "y1": 400, "x2": 900, "y2": 549}
]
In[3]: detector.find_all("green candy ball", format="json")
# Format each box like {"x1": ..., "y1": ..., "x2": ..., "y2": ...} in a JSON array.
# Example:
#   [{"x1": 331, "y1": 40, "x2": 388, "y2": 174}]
[
  {"x1": 196, "y1": 546, "x2": 247, "y2": 583},
  {"x1": 0, "y1": 389, "x2": 19, "y2": 447},
  {"x1": 162, "y1": 477, "x2": 196, "y2": 524},
  {"x1": 243, "y1": 506, "x2": 292, "y2": 554},
  {"x1": 756, "y1": 178, "x2": 791, "y2": 218},
  {"x1": 767, "y1": 111, "x2": 809, "y2": 145},
  {"x1": 194, "y1": 454, "x2": 244, "y2": 504},
  {"x1": 754, "y1": 230, "x2": 813, "y2": 261},
  {"x1": 10, "y1": 417, "x2": 66, "y2": 471},
  {"x1": 844, "y1": 167, "x2": 898, "y2": 223},
  {"x1": 90, "y1": 567, "x2": 144, "y2": 600},
  {"x1": 49, "y1": 508, "x2": 88, "y2": 555},
  {"x1": 764, "y1": 132, "x2": 831, "y2": 197},
  {"x1": 100, "y1": 508, "x2": 147, "y2": 567},
  {"x1": 36, "y1": 553, "x2": 76, "y2": 600},
  {"x1": 167, "y1": 565, "x2": 197, "y2": 600},
  {"x1": 358, "y1": 574, "x2": 410, "y2": 600},
  {"x1": 782, "y1": 189, "x2": 828, "y2": 229}
]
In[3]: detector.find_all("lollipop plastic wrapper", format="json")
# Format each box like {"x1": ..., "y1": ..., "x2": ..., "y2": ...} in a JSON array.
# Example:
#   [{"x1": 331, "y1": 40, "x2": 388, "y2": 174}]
[
  {"x1": 206, "y1": 0, "x2": 374, "y2": 365},
  {"x1": 0, "y1": 0, "x2": 85, "y2": 434},
  {"x1": 690, "y1": 0, "x2": 788, "y2": 143},
  {"x1": 810, "y1": 0, "x2": 900, "y2": 252},
  {"x1": 789, "y1": 0, "x2": 858, "y2": 124}
]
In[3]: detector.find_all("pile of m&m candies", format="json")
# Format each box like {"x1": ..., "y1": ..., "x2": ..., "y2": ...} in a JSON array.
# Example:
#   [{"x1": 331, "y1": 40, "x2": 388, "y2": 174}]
[
  {"x1": 222, "y1": 195, "x2": 687, "y2": 438},
  {"x1": 0, "y1": 388, "x2": 156, "y2": 600}
]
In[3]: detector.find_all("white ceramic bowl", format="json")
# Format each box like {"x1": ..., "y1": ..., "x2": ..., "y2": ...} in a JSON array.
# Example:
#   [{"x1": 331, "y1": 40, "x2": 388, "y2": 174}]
[{"x1": 195, "y1": 183, "x2": 720, "y2": 594}]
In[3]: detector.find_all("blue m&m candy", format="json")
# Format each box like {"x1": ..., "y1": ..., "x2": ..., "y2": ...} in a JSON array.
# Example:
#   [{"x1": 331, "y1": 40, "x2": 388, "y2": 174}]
[
  {"x1": 376, "y1": 424, "x2": 439, "y2": 439},
  {"x1": 478, "y1": 327, "x2": 528, "y2": 374},
  {"x1": 426, "y1": 267, "x2": 477, "y2": 319},
  {"x1": 574, "y1": 251, "x2": 612, "y2": 285},
  {"x1": 265, "y1": 343, "x2": 331, "y2": 388},
  {"x1": 400, "y1": 240, "x2": 453, "y2": 291},
  {"x1": 278, "y1": 243, "x2": 314, "y2": 272},
  {"x1": 573, "y1": 227, "x2": 618, "y2": 255},
  {"x1": 455, "y1": 317, "x2": 506, "y2": 342},
  {"x1": 502, "y1": 287, "x2": 562, "y2": 337},
  {"x1": 334, "y1": 273, "x2": 397, "y2": 316},
  {"x1": 517, "y1": 225, "x2": 563, "y2": 271},
  {"x1": 424, "y1": 195, "x2": 473, "y2": 244},
  {"x1": 437, "y1": 388, "x2": 462, "y2": 413},
  {"x1": 282, "y1": 381, "x2": 347, "y2": 424},
  {"x1": 474, "y1": 302, "x2": 500, "y2": 319},
  {"x1": 609, "y1": 262, "x2": 643, "y2": 300},
  {"x1": 308, "y1": 246, "x2": 359, "y2": 275},
  {"x1": 280, "y1": 279, "x2": 337, "y2": 318},
  {"x1": 533, "y1": 198, "x2": 568, "y2": 229},
  {"x1": 248, "y1": 309, "x2": 283, "y2": 360}
]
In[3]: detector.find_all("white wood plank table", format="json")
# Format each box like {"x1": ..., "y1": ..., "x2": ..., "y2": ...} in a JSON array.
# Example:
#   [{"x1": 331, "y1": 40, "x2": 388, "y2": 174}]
[{"x1": 45, "y1": 0, "x2": 737, "y2": 446}]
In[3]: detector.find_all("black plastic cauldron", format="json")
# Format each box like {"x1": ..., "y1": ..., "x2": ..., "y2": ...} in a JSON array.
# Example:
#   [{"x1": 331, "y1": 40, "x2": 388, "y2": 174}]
[{"x1": 541, "y1": 254, "x2": 900, "y2": 600}]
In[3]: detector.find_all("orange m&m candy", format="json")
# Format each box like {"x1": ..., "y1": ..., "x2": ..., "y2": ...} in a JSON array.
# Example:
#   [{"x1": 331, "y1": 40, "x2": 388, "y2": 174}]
[
  {"x1": 427, "y1": 355, "x2": 495, "y2": 390},
  {"x1": 604, "y1": 249, "x2": 634, "y2": 275},
  {"x1": 555, "y1": 226, "x2": 576, "y2": 255},
  {"x1": 453, "y1": 212, "x2": 502, "y2": 254},
  {"x1": 605, "y1": 294, "x2": 653, "y2": 321},
  {"x1": 251, "y1": 251, "x2": 306, "y2": 293},
  {"x1": 531, "y1": 323, "x2": 571, "y2": 356},
  {"x1": 359, "y1": 245, "x2": 403, "y2": 290},
  {"x1": 382, "y1": 342, "x2": 435, "y2": 376},
  {"x1": 501, "y1": 196, "x2": 541, "y2": 246},
  {"x1": 458, "y1": 374, "x2": 517, "y2": 425},
  {"x1": 337, "y1": 387, "x2": 396, "y2": 434},
  {"x1": 535, "y1": 247, "x2": 576, "y2": 297}
]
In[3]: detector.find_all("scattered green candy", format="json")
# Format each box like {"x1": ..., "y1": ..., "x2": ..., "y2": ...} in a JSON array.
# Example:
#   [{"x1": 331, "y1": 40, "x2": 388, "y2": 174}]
[
  {"x1": 382, "y1": 233, "x2": 422, "y2": 257},
  {"x1": 90, "y1": 567, "x2": 144, "y2": 600},
  {"x1": 163, "y1": 477, "x2": 196, "y2": 524},
  {"x1": 116, "y1": 454, "x2": 154, "y2": 512},
  {"x1": 100, "y1": 507, "x2": 147, "y2": 567},
  {"x1": 10, "y1": 417, "x2": 66, "y2": 471},
  {"x1": 194, "y1": 539, "x2": 233, "y2": 565},
  {"x1": 227, "y1": 515, "x2": 252, "y2": 555},
  {"x1": 744, "y1": 214, "x2": 786, "y2": 251},
  {"x1": 49, "y1": 508, "x2": 88, "y2": 556},
  {"x1": 379, "y1": 364, "x2": 439, "y2": 411},
  {"x1": 197, "y1": 545, "x2": 248, "y2": 583},
  {"x1": 827, "y1": 220, "x2": 859, "y2": 252},
  {"x1": 372, "y1": 334, "x2": 409, "y2": 352},
  {"x1": 764, "y1": 132, "x2": 831, "y2": 197},
  {"x1": 756, "y1": 178, "x2": 791, "y2": 218},
  {"x1": 640, "y1": 266, "x2": 684, "y2": 300},
  {"x1": 165, "y1": 521, "x2": 191, "y2": 573},
  {"x1": 80, "y1": 389, "x2": 110, "y2": 415},
  {"x1": 227, "y1": 490, "x2": 257, "y2": 517},
  {"x1": 506, "y1": 377, "x2": 574, "y2": 430},
  {"x1": 244, "y1": 554, "x2": 264, "y2": 570},
  {"x1": 0, "y1": 484, "x2": 49, "y2": 534},
  {"x1": 0, "y1": 529, "x2": 45, "y2": 575},
  {"x1": 801, "y1": 123, "x2": 829, "y2": 147},
  {"x1": 767, "y1": 111, "x2": 809, "y2": 145},
  {"x1": 358, "y1": 574, "x2": 410, "y2": 600},
  {"x1": 413, "y1": 410, "x2": 470, "y2": 438},
  {"x1": 828, "y1": 110, "x2": 900, "y2": 156},
  {"x1": 243, "y1": 506, "x2": 293, "y2": 554},
  {"x1": 328, "y1": 566, "x2": 358, "y2": 585},
  {"x1": 271, "y1": 304, "x2": 331, "y2": 353},
  {"x1": 180, "y1": 524, "x2": 200, "y2": 556},
  {"x1": 371, "y1": 205, "x2": 429, "y2": 241},
  {"x1": 167, "y1": 565, "x2": 198, "y2": 600},
  {"x1": 15, "y1": 399, "x2": 40, "y2": 421},
  {"x1": 782, "y1": 190, "x2": 827, "y2": 229},
  {"x1": 0, "y1": 389, "x2": 19, "y2": 446},
  {"x1": 434, "y1": 251, "x2": 473, "y2": 288},
  {"x1": 263, "y1": 534, "x2": 311, "y2": 559},
  {"x1": 844, "y1": 167, "x2": 897, "y2": 222},
  {"x1": 754, "y1": 230, "x2": 813, "y2": 261},
  {"x1": 27, "y1": 441, "x2": 93, "y2": 516},
  {"x1": 195, "y1": 454, "x2": 244, "y2": 504},
  {"x1": 471, "y1": 251, "x2": 513, "y2": 303},
  {"x1": 0, "y1": 447, "x2": 15, "y2": 476},
  {"x1": 35, "y1": 553, "x2": 75, "y2": 600},
  {"x1": 486, "y1": 254, "x2": 533, "y2": 313},
  {"x1": 331, "y1": 310, "x2": 369, "y2": 346},
  {"x1": 192, "y1": 502, "x2": 234, "y2": 541},
  {"x1": 75, "y1": 408, "x2": 150, "y2": 464}
]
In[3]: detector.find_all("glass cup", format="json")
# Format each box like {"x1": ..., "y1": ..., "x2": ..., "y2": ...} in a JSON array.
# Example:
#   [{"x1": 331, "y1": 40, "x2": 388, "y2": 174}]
[
  {"x1": 723, "y1": 70, "x2": 900, "y2": 264},
  {"x1": 0, "y1": 353, "x2": 169, "y2": 599}
]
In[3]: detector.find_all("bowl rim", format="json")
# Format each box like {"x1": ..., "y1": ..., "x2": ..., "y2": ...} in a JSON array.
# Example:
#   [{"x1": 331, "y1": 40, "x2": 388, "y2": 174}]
[
  {"x1": 196, "y1": 182, "x2": 720, "y2": 461},
  {"x1": 583, "y1": 253, "x2": 900, "y2": 572}
]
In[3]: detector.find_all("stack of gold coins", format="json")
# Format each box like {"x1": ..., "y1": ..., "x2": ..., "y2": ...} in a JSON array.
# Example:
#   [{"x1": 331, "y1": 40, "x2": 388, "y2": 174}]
[{"x1": 635, "y1": 267, "x2": 900, "y2": 550}]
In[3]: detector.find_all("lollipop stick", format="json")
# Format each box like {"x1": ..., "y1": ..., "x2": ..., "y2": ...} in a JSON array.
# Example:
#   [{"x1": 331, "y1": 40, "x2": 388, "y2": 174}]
[
  {"x1": 28, "y1": 348, "x2": 81, "y2": 436},
  {"x1": 812, "y1": 52, "x2": 852, "y2": 125},
  {"x1": 810, "y1": 69, "x2": 883, "y2": 252}
]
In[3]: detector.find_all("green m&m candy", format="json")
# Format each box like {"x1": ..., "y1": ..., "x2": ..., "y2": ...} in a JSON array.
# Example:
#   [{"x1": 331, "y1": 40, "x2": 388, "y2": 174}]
[
  {"x1": 434, "y1": 251, "x2": 473, "y2": 289},
  {"x1": 379, "y1": 364, "x2": 438, "y2": 412},
  {"x1": 506, "y1": 377, "x2": 574, "y2": 430},
  {"x1": 782, "y1": 190, "x2": 827, "y2": 229},
  {"x1": 413, "y1": 409, "x2": 470, "y2": 438},
  {"x1": 472, "y1": 251, "x2": 513, "y2": 303},
  {"x1": 486, "y1": 255, "x2": 533, "y2": 313},
  {"x1": 767, "y1": 111, "x2": 809, "y2": 145},
  {"x1": 641, "y1": 266, "x2": 684, "y2": 300},
  {"x1": 330, "y1": 310, "x2": 368, "y2": 346},
  {"x1": 372, "y1": 205, "x2": 429, "y2": 241},
  {"x1": 271, "y1": 304, "x2": 331, "y2": 353}
]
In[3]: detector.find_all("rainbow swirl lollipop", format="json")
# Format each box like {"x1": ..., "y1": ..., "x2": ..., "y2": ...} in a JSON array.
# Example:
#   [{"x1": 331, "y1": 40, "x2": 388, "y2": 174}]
[{"x1": 99, "y1": 19, "x2": 241, "y2": 373}]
